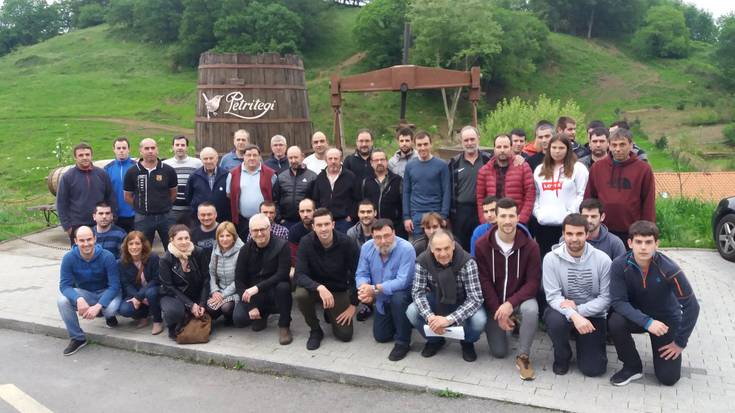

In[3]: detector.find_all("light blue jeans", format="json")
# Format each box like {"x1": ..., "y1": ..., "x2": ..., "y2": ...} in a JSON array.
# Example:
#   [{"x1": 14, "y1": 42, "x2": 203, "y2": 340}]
[
  {"x1": 57, "y1": 288, "x2": 122, "y2": 341},
  {"x1": 405, "y1": 292, "x2": 487, "y2": 343}
]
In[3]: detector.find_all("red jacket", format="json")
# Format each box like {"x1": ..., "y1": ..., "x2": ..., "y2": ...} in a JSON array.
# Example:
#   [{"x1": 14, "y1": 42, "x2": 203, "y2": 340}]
[
  {"x1": 229, "y1": 163, "x2": 275, "y2": 225},
  {"x1": 584, "y1": 154, "x2": 655, "y2": 233},
  {"x1": 475, "y1": 225, "x2": 541, "y2": 315},
  {"x1": 476, "y1": 158, "x2": 535, "y2": 223}
]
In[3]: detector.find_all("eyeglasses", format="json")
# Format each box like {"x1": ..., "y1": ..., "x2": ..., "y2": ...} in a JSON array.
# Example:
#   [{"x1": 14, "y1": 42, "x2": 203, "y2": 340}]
[{"x1": 250, "y1": 227, "x2": 270, "y2": 234}]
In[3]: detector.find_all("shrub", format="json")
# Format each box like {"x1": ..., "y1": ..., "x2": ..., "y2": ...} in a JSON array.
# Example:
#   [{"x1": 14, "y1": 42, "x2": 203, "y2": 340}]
[
  {"x1": 655, "y1": 136, "x2": 668, "y2": 149},
  {"x1": 684, "y1": 108, "x2": 722, "y2": 126},
  {"x1": 656, "y1": 197, "x2": 715, "y2": 248},
  {"x1": 77, "y1": 4, "x2": 106, "y2": 28},
  {"x1": 479, "y1": 95, "x2": 585, "y2": 146},
  {"x1": 724, "y1": 124, "x2": 735, "y2": 147},
  {"x1": 632, "y1": 5, "x2": 690, "y2": 58}
]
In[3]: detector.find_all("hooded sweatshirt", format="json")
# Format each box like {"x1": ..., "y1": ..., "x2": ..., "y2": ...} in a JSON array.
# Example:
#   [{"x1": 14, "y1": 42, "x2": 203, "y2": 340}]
[
  {"x1": 209, "y1": 237, "x2": 245, "y2": 301},
  {"x1": 542, "y1": 242, "x2": 612, "y2": 320},
  {"x1": 533, "y1": 161, "x2": 589, "y2": 226},
  {"x1": 556, "y1": 224, "x2": 626, "y2": 261},
  {"x1": 60, "y1": 245, "x2": 120, "y2": 307},
  {"x1": 475, "y1": 225, "x2": 541, "y2": 315},
  {"x1": 584, "y1": 153, "x2": 655, "y2": 233}
]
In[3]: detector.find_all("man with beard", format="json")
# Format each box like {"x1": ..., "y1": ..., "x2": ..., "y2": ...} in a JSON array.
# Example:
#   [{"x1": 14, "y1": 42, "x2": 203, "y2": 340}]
[
  {"x1": 304, "y1": 131, "x2": 329, "y2": 174},
  {"x1": 273, "y1": 145, "x2": 317, "y2": 229},
  {"x1": 403, "y1": 131, "x2": 450, "y2": 236},
  {"x1": 355, "y1": 219, "x2": 416, "y2": 361},
  {"x1": 343, "y1": 129, "x2": 374, "y2": 182},
  {"x1": 57, "y1": 143, "x2": 115, "y2": 243},
  {"x1": 91, "y1": 202, "x2": 127, "y2": 259},
  {"x1": 448, "y1": 126, "x2": 492, "y2": 251},
  {"x1": 288, "y1": 198, "x2": 315, "y2": 264},
  {"x1": 476, "y1": 134, "x2": 535, "y2": 226},
  {"x1": 475, "y1": 197, "x2": 540, "y2": 380},
  {"x1": 388, "y1": 127, "x2": 418, "y2": 178},
  {"x1": 579, "y1": 198, "x2": 625, "y2": 260},
  {"x1": 347, "y1": 200, "x2": 377, "y2": 248},
  {"x1": 313, "y1": 147, "x2": 359, "y2": 233},
  {"x1": 579, "y1": 127, "x2": 610, "y2": 169},
  {"x1": 360, "y1": 149, "x2": 405, "y2": 239},
  {"x1": 543, "y1": 214, "x2": 612, "y2": 377}
]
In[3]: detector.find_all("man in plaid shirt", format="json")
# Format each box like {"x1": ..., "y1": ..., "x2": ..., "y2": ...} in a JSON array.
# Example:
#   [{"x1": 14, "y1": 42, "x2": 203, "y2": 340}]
[
  {"x1": 247, "y1": 201, "x2": 289, "y2": 242},
  {"x1": 406, "y1": 229, "x2": 487, "y2": 362}
]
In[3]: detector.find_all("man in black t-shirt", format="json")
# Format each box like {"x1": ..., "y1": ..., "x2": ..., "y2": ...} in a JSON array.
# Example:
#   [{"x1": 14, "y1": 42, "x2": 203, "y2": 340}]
[
  {"x1": 190, "y1": 202, "x2": 219, "y2": 254},
  {"x1": 123, "y1": 138, "x2": 178, "y2": 249},
  {"x1": 288, "y1": 198, "x2": 315, "y2": 267}
]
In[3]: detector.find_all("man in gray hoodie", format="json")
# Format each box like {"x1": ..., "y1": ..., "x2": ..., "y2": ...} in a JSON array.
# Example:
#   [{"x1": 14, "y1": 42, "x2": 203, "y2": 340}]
[{"x1": 543, "y1": 213, "x2": 612, "y2": 377}]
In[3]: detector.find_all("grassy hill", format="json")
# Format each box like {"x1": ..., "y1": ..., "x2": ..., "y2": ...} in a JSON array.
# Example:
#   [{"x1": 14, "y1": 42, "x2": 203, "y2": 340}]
[{"x1": 0, "y1": 6, "x2": 729, "y2": 243}]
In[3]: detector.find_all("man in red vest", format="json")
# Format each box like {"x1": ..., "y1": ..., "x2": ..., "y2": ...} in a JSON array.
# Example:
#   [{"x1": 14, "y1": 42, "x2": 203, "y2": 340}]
[{"x1": 226, "y1": 144, "x2": 276, "y2": 241}]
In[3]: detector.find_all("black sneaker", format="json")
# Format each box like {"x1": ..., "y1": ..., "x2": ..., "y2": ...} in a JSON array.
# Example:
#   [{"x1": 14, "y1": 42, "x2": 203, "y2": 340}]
[
  {"x1": 63, "y1": 339, "x2": 87, "y2": 356},
  {"x1": 420, "y1": 339, "x2": 445, "y2": 358},
  {"x1": 388, "y1": 343, "x2": 410, "y2": 361},
  {"x1": 105, "y1": 316, "x2": 118, "y2": 328},
  {"x1": 306, "y1": 328, "x2": 324, "y2": 351},
  {"x1": 356, "y1": 303, "x2": 373, "y2": 321},
  {"x1": 252, "y1": 318, "x2": 268, "y2": 332},
  {"x1": 610, "y1": 368, "x2": 643, "y2": 386},
  {"x1": 460, "y1": 341, "x2": 477, "y2": 362},
  {"x1": 552, "y1": 361, "x2": 570, "y2": 375}
]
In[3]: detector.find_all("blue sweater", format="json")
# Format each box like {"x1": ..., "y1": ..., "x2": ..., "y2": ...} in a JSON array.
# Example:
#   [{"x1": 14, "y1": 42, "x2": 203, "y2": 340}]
[
  {"x1": 60, "y1": 245, "x2": 121, "y2": 308},
  {"x1": 93, "y1": 225, "x2": 127, "y2": 259},
  {"x1": 104, "y1": 158, "x2": 136, "y2": 219},
  {"x1": 610, "y1": 251, "x2": 700, "y2": 348},
  {"x1": 402, "y1": 157, "x2": 450, "y2": 219}
]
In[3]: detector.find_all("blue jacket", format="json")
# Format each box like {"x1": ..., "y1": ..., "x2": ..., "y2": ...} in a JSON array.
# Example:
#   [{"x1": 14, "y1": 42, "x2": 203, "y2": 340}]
[
  {"x1": 610, "y1": 251, "x2": 700, "y2": 348},
  {"x1": 60, "y1": 245, "x2": 120, "y2": 307},
  {"x1": 56, "y1": 166, "x2": 115, "y2": 230},
  {"x1": 119, "y1": 254, "x2": 160, "y2": 300},
  {"x1": 355, "y1": 237, "x2": 416, "y2": 314},
  {"x1": 104, "y1": 158, "x2": 136, "y2": 219},
  {"x1": 185, "y1": 166, "x2": 231, "y2": 222}
]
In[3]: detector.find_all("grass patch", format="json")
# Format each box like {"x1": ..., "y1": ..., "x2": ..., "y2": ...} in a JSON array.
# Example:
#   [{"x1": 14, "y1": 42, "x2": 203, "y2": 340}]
[
  {"x1": 656, "y1": 197, "x2": 716, "y2": 248},
  {"x1": 436, "y1": 388, "x2": 463, "y2": 399}
]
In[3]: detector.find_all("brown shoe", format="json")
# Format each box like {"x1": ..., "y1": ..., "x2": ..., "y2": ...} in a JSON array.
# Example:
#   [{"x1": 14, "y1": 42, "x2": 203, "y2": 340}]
[
  {"x1": 516, "y1": 354, "x2": 535, "y2": 381},
  {"x1": 279, "y1": 327, "x2": 293, "y2": 345},
  {"x1": 136, "y1": 318, "x2": 149, "y2": 329},
  {"x1": 151, "y1": 322, "x2": 164, "y2": 335}
]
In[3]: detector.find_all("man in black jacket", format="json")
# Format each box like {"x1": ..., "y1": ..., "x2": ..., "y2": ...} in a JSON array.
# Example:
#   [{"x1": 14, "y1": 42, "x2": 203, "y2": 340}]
[
  {"x1": 273, "y1": 145, "x2": 317, "y2": 229},
  {"x1": 312, "y1": 147, "x2": 359, "y2": 233},
  {"x1": 342, "y1": 128, "x2": 374, "y2": 182},
  {"x1": 360, "y1": 149, "x2": 406, "y2": 239},
  {"x1": 186, "y1": 147, "x2": 230, "y2": 223},
  {"x1": 295, "y1": 208, "x2": 359, "y2": 350},
  {"x1": 233, "y1": 213, "x2": 293, "y2": 345}
]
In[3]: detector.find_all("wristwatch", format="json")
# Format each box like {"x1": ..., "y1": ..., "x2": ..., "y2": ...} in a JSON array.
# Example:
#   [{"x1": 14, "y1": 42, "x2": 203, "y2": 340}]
[{"x1": 373, "y1": 285, "x2": 381, "y2": 295}]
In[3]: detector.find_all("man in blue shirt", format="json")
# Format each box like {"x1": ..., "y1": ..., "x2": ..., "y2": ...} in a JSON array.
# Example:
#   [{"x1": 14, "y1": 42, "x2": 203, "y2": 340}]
[
  {"x1": 470, "y1": 196, "x2": 497, "y2": 256},
  {"x1": 402, "y1": 131, "x2": 450, "y2": 236},
  {"x1": 91, "y1": 202, "x2": 127, "y2": 259},
  {"x1": 104, "y1": 137, "x2": 136, "y2": 232},
  {"x1": 57, "y1": 226, "x2": 121, "y2": 356},
  {"x1": 356, "y1": 219, "x2": 416, "y2": 361}
]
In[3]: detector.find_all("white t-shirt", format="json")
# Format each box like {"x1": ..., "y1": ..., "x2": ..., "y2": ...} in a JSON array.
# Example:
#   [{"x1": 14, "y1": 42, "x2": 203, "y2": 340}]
[
  {"x1": 495, "y1": 232, "x2": 514, "y2": 255},
  {"x1": 304, "y1": 154, "x2": 327, "y2": 174}
]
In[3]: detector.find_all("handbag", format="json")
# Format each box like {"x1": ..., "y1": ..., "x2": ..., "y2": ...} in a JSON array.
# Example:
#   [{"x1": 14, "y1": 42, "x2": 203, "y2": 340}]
[{"x1": 175, "y1": 313, "x2": 212, "y2": 344}]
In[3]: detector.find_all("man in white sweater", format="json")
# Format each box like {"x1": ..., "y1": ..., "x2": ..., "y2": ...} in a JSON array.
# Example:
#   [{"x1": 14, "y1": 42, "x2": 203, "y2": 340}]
[
  {"x1": 543, "y1": 213, "x2": 611, "y2": 377},
  {"x1": 163, "y1": 135, "x2": 202, "y2": 226}
]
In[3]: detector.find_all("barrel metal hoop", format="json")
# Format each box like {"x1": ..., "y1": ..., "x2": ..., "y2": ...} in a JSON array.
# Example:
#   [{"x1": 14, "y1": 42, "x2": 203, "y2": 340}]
[
  {"x1": 195, "y1": 117, "x2": 311, "y2": 124},
  {"x1": 198, "y1": 64, "x2": 304, "y2": 70},
  {"x1": 197, "y1": 84, "x2": 307, "y2": 90}
]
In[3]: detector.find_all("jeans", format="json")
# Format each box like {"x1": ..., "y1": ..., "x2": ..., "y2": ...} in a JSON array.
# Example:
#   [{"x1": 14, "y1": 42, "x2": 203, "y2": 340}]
[
  {"x1": 57, "y1": 288, "x2": 122, "y2": 341},
  {"x1": 372, "y1": 290, "x2": 413, "y2": 345},
  {"x1": 295, "y1": 287, "x2": 352, "y2": 341},
  {"x1": 233, "y1": 281, "x2": 293, "y2": 328},
  {"x1": 410, "y1": 212, "x2": 426, "y2": 237},
  {"x1": 486, "y1": 298, "x2": 538, "y2": 358},
  {"x1": 134, "y1": 212, "x2": 174, "y2": 249},
  {"x1": 115, "y1": 216, "x2": 135, "y2": 233},
  {"x1": 405, "y1": 292, "x2": 487, "y2": 343},
  {"x1": 608, "y1": 311, "x2": 682, "y2": 385},
  {"x1": 118, "y1": 285, "x2": 162, "y2": 322},
  {"x1": 544, "y1": 308, "x2": 608, "y2": 377}
]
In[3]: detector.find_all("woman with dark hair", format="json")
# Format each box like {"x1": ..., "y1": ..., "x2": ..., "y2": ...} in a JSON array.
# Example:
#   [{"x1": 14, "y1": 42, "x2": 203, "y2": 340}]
[
  {"x1": 532, "y1": 134, "x2": 589, "y2": 256},
  {"x1": 206, "y1": 221, "x2": 243, "y2": 324},
  {"x1": 118, "y1": 231, "x2": 163, "y2": 335},
  {"x1": 159, "y1": 224, "x2": 210, "y2": 339}
]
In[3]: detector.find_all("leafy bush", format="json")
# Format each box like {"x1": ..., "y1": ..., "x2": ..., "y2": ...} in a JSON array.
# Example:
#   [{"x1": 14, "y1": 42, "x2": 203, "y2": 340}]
[
  {"x1": 655, "y1": 136, "x2": 668, "y2": 149},
  {"x1": 632, "y1": 5, "x2": 690, "y2": 58},
  {"x1": 684, "y1": 108, "x2": 723, "y2": 126},
  {"x1": 656, "y1": 197, "x2": 715, "y2": 248},
  {"x1": 77, "y1": 4, "x2": 106, "y2": 28},
  {"x1": 353, "y1": 0, "x2": 407, "y2": 68},
  {"x1": 214, "y1": 1, "x2": 302, "y2": 54},
  {"x1": 479, "y1": 95, "x2": 585, "y2": 146},
  {"x1": 724, "y1": 124, "x2": 735, "y2": 147},
  {"x1": 715, "y1": 15, "x2": 735, "y2": 90}
]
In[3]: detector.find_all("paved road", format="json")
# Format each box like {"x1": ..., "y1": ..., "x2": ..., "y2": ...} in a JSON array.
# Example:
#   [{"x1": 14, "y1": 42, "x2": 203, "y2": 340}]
[{"x1": 0, "y1": 329, "x2": 553, "y2": 413}]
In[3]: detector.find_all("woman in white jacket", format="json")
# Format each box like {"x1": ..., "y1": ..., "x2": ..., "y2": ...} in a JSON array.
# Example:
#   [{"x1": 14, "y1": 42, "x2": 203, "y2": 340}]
[
  {"x1": 533, "y1": 134, "x2": 589, "y2": 256},
  {"x1": 206, "y1": 221, "x2": 244, "y2": 325}
]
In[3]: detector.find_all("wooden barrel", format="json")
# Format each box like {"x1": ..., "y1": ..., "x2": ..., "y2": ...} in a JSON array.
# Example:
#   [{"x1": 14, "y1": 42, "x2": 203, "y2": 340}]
[
  {"x1": 47, "y1": 160, "x2": 113, "y2": 196},
  {"x1": 196, "y1": 52, "x2": 313, "y2": 155}
]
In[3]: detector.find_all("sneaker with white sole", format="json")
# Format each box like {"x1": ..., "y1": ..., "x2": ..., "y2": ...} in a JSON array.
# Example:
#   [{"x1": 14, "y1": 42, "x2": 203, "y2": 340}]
[
  {"x1": 610, "y1": 368, "x2": 643, "y2": 386},
  {"x1": 63, "y1": 339, "x2": 87, "y2": 356}
]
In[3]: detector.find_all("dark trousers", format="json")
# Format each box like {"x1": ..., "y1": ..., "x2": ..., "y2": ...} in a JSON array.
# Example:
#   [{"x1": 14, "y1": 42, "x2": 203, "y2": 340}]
[
  {"x1": 295, "y1": 287, "x2": 352, "y2": 341},
  {"x1": 206, "y1": 301, "x2": 235, "y2": 323},
  {"x1": 608, "y1": 311, "x2": 682, "y2": 386},
  {"x1": 237, "y1": 215, "x2": 250, "y2": 242},
  {"x1": 160, "y1": 295, "x2": 196, "y2": 334},
  {"x1": 372, "y1": 290, "x2": 412, "y2": 345},
  {"x1": 233, "y1": 282, "x2": 293, "y2": 328},
  {"x1": 544, "y1": 308, "x2": 608, "y2": 377},
  {"x1": 118, "y1": 285, "x2": 162, "y2": 322},
  {"x1": 334, "y1": 218, "x2": 352, "y2": 234},
  {"x1": 116, "y1": 216, "x2": 135, "y2": 233},
  {"x1": 451, "y1": 203, "x2": 479, "y2": 252},
  {"x1": 535, "y1": 224, "x2": 562, "y2": 257},
  {"x1": 392, "y1": 219, "x2": 409, "y2": 240},
  {"x1": 135, "y1": 212, "x2": 174, "y2": 249}
]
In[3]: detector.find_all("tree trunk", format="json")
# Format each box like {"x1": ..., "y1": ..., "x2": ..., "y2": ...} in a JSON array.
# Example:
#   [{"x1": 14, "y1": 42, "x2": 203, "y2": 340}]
[
  {"x1": 441, "y1": 87, "x2": 462, "y2": 142},
  {"x1": 587, "y1": 8, "x2": 595, "y2": 39}
]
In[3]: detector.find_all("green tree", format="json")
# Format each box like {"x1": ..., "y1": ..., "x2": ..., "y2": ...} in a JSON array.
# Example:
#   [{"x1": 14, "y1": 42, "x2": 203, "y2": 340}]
[
  {"x1": 529, "y1": 0, "x2": 646, "y2": 39},
  {"x1": 408, "y1": 0, "x2": 502, "y2": 136},
  {"x1": 491, "y1": 8, "x2": 549, "y2": 89},
  {"x1": 0, "y1": 0, "x2": 62, "y2": 50},
  {"x1": 106, "y1": 0, "x2": 135, "y2": 30},
  {"x1": 715, "y1": 15, "x2": 735, "y2": 89},
  {"x1": 77, "y1": 3, "x2": 107, "y2": 28},
  {"x1": 214, "y1": 1, "x2": 302, "y2": 54},
  {"x1": 132, "y1": 0, "x2": 184, "y2": 43},
  {"x1": 681, "y1": 3, "x2": 716, "y2": 43},
  {"x1": 632, "y1": 5, "x2": 690, "y2": 58},
  {"x1": 172, "y1": 0, "x2": 218, "y2": 67},
  {"x1": 353, "y1": 0, "x2": 407, "y2": 68}
]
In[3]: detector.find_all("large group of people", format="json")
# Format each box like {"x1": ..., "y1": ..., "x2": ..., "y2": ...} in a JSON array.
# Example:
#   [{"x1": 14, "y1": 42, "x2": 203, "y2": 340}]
[{"x1": 55, "y1": 118, "x2": 699, "y2": 388}]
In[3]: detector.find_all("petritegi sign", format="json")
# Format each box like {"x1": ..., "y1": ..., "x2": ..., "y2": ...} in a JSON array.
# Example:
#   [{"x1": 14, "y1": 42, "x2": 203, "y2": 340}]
[{"x1": 202, "y1": 91, "x2": 276, "y2": 120}]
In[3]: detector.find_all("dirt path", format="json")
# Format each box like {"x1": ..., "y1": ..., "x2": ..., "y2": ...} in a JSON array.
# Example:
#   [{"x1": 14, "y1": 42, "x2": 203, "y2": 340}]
[
  {"x1": 77, "y1": 117, "x2": 194, "y2": 136},
  {"x1": 314, "y1": 52, "x2": 366, "y2": 81}
]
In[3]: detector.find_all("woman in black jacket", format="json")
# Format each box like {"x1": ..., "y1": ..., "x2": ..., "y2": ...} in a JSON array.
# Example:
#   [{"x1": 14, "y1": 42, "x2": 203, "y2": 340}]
[
  {"x1": 117, "y1": 231, "x2": 163, "y2": 335},
  {"x1": 159, "y1": 224, "x2": 210, "y2": 339}
]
